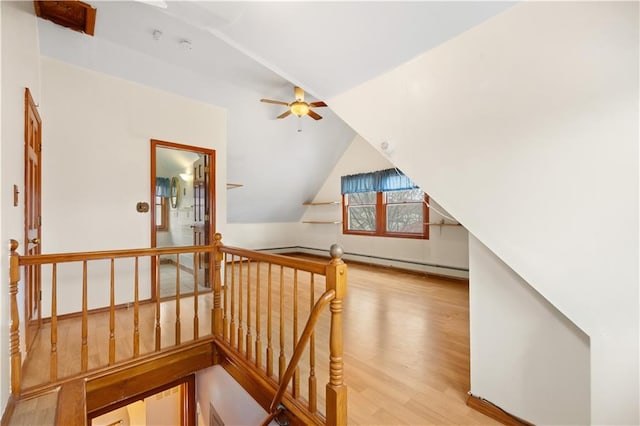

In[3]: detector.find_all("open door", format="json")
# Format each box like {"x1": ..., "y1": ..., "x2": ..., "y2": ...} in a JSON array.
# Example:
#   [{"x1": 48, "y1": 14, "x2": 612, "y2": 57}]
[
  {"x1": 24, "y1": 88, "x2": 42, "y2": 350},
  {"x1": 151, "y1": 139, "x2": 215, "y2": 299},
  {"x1": 192, "y1": 155, "x2": 210, "y2": 287}
]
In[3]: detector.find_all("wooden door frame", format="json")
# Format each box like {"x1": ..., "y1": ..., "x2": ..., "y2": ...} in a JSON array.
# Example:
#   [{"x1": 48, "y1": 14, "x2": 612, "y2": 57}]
[
  {"x1": 24, "y1": 87, "x2": 42, "y2": 351},
  {"x1": 150, "y1": 139, "x2": 216, "y2": 300},
  {"x1": 87, "y1": 374, "x2": 196, "y2": 426}
]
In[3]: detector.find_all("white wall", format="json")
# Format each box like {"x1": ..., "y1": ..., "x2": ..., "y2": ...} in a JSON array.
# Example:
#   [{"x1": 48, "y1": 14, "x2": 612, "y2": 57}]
[
  {"x1": 299, "y1": 135, "x2": 469, "y2": 278},
  {"x1": 196, "y1": 365, "x2": 269, "y2": 426},
  {"x1": 329, "y1": 2, "x2": 638, "y2": 423},
  {"x1": 224, "y1": 222, "x2": 300, "y2": 250},
  {"x1": 0, "y1": 1, "x2": 41, "y2": 413},
  {"x1": 39, "y1": 57, "x2": 227, "y2": 315},
  {"x1": 469, "y1": 235, "x2": 590, "y2": 424}
]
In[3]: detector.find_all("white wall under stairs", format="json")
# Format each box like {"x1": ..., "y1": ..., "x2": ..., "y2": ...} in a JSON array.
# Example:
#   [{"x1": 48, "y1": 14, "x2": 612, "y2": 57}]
[
  {"x1": 328, "y1": 2, "x2": 638, "y2": 424},
  {"x1": 196, "y1": 365, "x2": 278, "y2": 426}
]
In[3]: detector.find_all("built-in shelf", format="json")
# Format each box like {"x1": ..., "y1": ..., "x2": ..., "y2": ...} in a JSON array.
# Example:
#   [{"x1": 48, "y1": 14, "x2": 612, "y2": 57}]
[
  {"x1": 226, "y1": 183, "x2": 243, "y2": 189},
  {"x1": 302, "y1": 201, "x2": 341, "y2": 224},
  {"x1": 426, "y1": 222, "x2": 462, "y2": 226},
  {"x1": 302, "y1": 221, "x2": 342, "y2": 224},
  {"x1": 302, "y1": 201, "x2": 340, "y2": 206}
]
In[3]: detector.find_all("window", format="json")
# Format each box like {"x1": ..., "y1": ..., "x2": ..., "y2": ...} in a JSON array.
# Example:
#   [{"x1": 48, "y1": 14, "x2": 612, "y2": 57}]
[
  {"x1": 341, "y1": 169, "x2": 429, "y2": 239},
  {"x1": 156, "y1": 196, "x2": 168, "y2": 231}
]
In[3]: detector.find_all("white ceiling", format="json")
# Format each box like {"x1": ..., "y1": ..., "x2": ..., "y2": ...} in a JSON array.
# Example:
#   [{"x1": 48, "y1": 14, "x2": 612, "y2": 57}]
[{"x1": 36, "y1": 1, "x2": 515, "y2": 223}]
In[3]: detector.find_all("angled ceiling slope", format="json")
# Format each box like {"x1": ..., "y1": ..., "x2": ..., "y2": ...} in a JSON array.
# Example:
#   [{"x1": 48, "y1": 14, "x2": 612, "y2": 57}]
[{"x1": 35, "y1": 1, "x2": 514, "y2": 224}]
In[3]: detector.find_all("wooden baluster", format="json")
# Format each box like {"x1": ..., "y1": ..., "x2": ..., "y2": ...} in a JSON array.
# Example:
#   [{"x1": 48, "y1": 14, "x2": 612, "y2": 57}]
[
  {"x1": 292, "y1": 269, "x2": 300, "y2": 398},
  {"x1": 9, "y1": 240, "x2": 21, "y2": 396},
  {"x1": 81, "y1": 260, "x2": 88, "y2": 372},
  {"x1": 246, "y1": 259, "x2": 252, "y2": 361},
  {"x1": 155, "y1": 255, "x2": 161, "y2": 351},
  {"x1": 133, "y1": 257, "x2": 140, "y2": 357},
  {"x1": 266, "y1": 263, "x2": 273, "y2": 378},
  {"x1": 213, "y1": 233, "x2": 223, "y2": 337},
  {"x1": 50, "y1": 263, "x2": 58, "y2": 382},
  {"x1": 175, "y1": 254, "x2": 181, "y2": 345},
  {"x1": 230, "y1": 255, "x2": 236, "y2": 348},
  {"x1": 237, "y1": 257, "x2": 244, "y2": 354},
  {"x1": 223, "y1": 253, "x2": 229, "y2": 341},
  {"x1": 325, "y1": 244, "x2": 348, "y2": 426},
  {"x1": 109, "y1": 258, "x2": 116, "y2": 365},
  {"x1": 255, "y1": 261, "x2": 262, "y2": 369},
  {"x1": 278, "y1": 266, "x2": 285, "y2": 382},
  {"x1": 308, "y1": 273, "x2": 317, "y2": 413},
  {"x1": 193, "y1": 252, "x2": 200, "y2": 340}
]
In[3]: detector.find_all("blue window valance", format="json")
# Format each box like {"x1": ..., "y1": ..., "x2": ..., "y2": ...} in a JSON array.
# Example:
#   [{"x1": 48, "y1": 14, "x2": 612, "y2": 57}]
[
  {"x1": 156, "y1": 177, "x2": 171, "y2": 198},
  {"x1": 341, "y1": 168, "x2": 418, "y2": 194}
]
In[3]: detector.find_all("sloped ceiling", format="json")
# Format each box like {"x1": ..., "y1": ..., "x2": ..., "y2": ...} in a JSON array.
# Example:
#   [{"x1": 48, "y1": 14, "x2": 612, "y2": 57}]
[{"x1": 36, "y1": 1, "x2": 515, "y2": 223}]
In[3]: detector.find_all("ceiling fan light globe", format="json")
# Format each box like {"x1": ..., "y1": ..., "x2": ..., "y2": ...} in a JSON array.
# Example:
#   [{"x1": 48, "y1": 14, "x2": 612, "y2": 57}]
[{"x1": 290, "y1": 101, "x2": 309, "y2": 117}]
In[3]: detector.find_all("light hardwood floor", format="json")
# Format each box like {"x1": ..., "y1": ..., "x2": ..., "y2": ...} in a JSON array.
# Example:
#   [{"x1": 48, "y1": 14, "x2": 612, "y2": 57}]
[
  {"x1": 332, "y1": 261, "x2": 496, "y2": 425},
  {"x1": 19, "y1": 258, "x2": 496, "y2": 425}
]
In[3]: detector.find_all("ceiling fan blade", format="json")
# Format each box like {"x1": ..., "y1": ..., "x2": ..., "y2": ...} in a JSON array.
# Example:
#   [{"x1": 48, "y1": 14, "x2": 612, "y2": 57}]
[
  {"x1": 307, "y1": 109, "x2": 322, "y2": 120},
  {"x1": 261, "y1": 99, "x2": 289, "y2": 106},
  {"x1": 277, "y1": 110, "x2": 292, "y2": 119},
  {"x1": 309, "y1": 101, "x2": 327, "y2": 108}
]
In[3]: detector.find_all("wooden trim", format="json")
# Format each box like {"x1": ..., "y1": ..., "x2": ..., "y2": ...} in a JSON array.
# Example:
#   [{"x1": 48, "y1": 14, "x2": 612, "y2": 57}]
[
  {"x1": 342, "y1": 192, "x2": 429, "y2": 239},
  {"x1": 156, "y1": 197, "x2": 169, "y2": 231},
  {"x1": 466, "y1": 393, "x2": 534, "y2": 426},
  {"x1": 18, "y1": 245, "x2": 214, "y2": 265},
  {"x1": 150, "y1": 139, "x2": 217, "y2": 301},
  {"x1": 221, "y1": 246, "x2": 327, "y2": 275},
  {"x1": 86, "y1": 340, "x2": 213, "y2": 415},
  {"x1": 33, "y1": 1, "x2": 97, "y2": 36},
  {"x1": 55, "y1": 379, "x2": 87, "y2": 426},
  {"x1": 88, "y1": 375, "x2": 195, "y2": 425}
]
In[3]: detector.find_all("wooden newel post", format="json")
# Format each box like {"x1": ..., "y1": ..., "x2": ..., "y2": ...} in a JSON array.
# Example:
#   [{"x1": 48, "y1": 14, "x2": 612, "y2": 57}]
[
  {"x1": 325, "y1": 243, "x2": 347, "y2": 425},
  {"x1": 212, "y1": 233, "x2": 223, "y2": 337},
  {"x1": 9, "y1": 240, "x2": 22, "y2": 396}
]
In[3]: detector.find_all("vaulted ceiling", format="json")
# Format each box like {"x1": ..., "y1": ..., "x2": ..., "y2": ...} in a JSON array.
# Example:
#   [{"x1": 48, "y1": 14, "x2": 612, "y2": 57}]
[{"x1": 36, "y1": 1, "x2": 515, "y2": 223}]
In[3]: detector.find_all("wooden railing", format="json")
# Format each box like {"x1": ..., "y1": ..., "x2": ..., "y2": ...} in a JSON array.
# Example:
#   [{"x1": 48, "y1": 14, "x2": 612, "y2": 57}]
[
  {"x1": 9, "y1": 241, "x2": 216, "y2": 394},
  {"x1": 213, "y1": 234, "x2": 348, "y2": 425},
  {"x1": 8, "y1": 233, "x2": 347, "y2": 425}
]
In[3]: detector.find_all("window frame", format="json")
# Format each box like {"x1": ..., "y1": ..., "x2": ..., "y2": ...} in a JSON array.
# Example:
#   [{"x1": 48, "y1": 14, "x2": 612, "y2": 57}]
[
  {"x1": 342, "y1": 191, "x2": 429, "y2": 239},
  {"x1": 155, "y1": 196, "x2": 169, "y2": 231}
]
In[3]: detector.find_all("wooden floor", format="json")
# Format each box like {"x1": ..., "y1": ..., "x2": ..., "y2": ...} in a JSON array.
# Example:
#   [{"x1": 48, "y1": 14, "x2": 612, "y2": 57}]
[
  {"x1": 19, "y1": 259, "x2": 497, "y2": 425},
  {"x1": 335, "y1": 262, "x2": 496, "y2": 425}
]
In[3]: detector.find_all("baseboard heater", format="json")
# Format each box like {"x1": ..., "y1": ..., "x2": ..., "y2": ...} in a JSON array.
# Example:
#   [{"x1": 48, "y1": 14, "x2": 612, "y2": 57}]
[{"x1": 255, "y1": 246, "x2": 469, "y2": 279}]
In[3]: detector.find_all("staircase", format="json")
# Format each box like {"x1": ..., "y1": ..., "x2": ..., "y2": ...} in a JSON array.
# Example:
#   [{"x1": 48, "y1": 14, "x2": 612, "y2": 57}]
[{"x1": 2, "y1": 234, "x2": 348, "y2": 425}]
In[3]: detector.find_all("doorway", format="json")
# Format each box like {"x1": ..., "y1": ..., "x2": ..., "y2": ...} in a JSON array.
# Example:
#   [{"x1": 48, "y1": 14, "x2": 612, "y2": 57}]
[
  {"x1": 150, "y1": 140, "x2": 215, "y2": 300},
  {"x1": 89, "y1": 375, "x2": 196, "y2": 426}
]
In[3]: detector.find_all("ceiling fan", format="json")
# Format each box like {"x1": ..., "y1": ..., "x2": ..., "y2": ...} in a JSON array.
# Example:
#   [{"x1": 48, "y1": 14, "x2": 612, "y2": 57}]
[{"x1": 260, "y1": 87, "x2": 327, "y2": 120}]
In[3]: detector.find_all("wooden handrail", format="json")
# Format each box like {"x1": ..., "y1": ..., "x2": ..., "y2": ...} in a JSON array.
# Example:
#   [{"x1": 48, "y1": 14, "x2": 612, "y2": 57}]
[
  {"x1": 9, "y1": 240, "x2": 219, "y2": 395},
  {"x1": 220, "y1": 245, "x2": 326, "y2": 275},
  {"x1": 17, "y1": 245, "x2": 213, "y2": 265},
  {"x1": 260, "y1": 289, "x2": 336, "y2": 425},
  {"x1": 9, "y1": 234, "x2": 348, "y2": 424}
]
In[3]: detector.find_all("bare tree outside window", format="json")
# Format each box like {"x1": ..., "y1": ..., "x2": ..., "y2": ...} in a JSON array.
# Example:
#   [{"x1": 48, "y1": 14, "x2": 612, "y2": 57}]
[
  {"x1": 344, "y1": 189, "x2": 428, "y2": 239},
  {"x1": 346, "y1": 191, "x2": 377, "y2": 231},
  {"x1": 385, "y1": 189, "x2": 424, "y2": 233}
]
